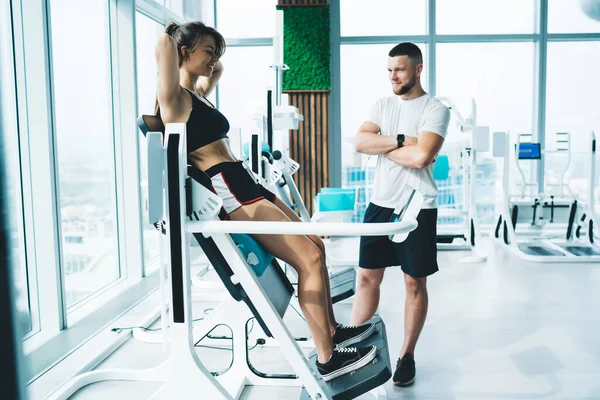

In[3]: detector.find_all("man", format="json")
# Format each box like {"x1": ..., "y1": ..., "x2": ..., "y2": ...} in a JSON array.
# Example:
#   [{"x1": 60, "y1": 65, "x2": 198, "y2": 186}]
[{"x1": 350, "y1": 42, "x2": 450, "y2": 386}]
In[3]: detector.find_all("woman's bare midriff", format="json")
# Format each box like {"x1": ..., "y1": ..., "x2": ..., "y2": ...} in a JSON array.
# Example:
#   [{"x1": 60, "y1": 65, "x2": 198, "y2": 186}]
[{"x1": 187, "y1": 138, "x2": 239, "y2": 171}]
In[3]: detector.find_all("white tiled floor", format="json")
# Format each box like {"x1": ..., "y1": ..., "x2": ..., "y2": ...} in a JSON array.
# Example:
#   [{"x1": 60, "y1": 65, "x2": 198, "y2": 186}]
[{"x1": 69, "y1": 238, "x2": 600, "y2": 399}]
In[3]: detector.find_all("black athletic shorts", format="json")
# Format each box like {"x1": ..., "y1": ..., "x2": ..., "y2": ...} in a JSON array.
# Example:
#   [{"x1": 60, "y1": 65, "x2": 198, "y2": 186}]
[
  {"x1": 358, "y1": 203, "x2": 439, "y2": 277},
  {"x1": 203, "y1": 161, "x2": 276, "y2": 215}
]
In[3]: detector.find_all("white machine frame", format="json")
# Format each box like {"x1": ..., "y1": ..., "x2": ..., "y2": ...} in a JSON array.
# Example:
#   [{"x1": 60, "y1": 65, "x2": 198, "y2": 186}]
[
  {"x1": 492, "y1": 130, "x2": 600, "y2": 262},
  {"x1": 435, "y1": 97, "x2": 488, "y2": 263},
  {"x1": 47, "y1": 123, "x2": 421, "y2": 400}
]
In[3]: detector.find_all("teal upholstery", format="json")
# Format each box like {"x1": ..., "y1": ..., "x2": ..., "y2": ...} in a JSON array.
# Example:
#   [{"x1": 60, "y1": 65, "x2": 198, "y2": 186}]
[
  {"x1": 230, "y1": 234, "x2": 273, "y2": 277},
  {"x1": 433, "y1": 155, "x2": 450, "y2": 181},
  {"x1": 321, "y1": 188, "x2": 353, "y2": 194},
  {"x1": 315, "y1": 188, "x2": 355, "y2": 212}
]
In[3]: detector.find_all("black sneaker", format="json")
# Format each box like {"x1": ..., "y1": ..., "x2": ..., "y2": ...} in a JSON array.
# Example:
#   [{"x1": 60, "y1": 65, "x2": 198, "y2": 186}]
[
  {"x1": 316, "y1": 346, "x2": 377, "y2": 382},
  {"x1": 332, "y1": 323, "x2": 376, "y2": 348},
  {"x1": 393, "y1": 353, "x2": 416, "y2": 386}
]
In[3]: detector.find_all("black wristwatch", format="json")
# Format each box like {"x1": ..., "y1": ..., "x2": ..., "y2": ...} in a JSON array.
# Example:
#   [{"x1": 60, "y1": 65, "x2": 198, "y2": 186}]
[{"x1": 396, "y1": 134, "x2": 405, "y2": 148}]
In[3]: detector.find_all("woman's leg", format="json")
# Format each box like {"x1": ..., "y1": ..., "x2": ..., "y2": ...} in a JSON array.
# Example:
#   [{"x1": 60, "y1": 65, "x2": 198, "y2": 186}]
[
  {"x1": 272, "y1": 196, "x2": 338, "y2": 332},
  {"x1": 228, "y1": 199, "x2": 333, "y2": 363}
]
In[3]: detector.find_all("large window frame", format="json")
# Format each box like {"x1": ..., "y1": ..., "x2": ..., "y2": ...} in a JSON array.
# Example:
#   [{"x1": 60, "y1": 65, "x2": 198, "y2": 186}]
[
  {"x1": 13, "y1": 0, "x2": 189, "y2": 391},
  {"x1": 1, "y1": 0, "x2": 40, "y2": 340},
  {"x1": 331, "y1": 0, "x2": 600, "y2": 192}
]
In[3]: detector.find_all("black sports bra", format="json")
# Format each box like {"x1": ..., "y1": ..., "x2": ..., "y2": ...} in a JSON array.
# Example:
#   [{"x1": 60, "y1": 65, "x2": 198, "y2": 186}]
[
  {"x1": 185, "y1": 89, "x2": 230, "y2": 151},
  {"x1": 158, "y1": 89, "x2": 230, "y2": 152}
]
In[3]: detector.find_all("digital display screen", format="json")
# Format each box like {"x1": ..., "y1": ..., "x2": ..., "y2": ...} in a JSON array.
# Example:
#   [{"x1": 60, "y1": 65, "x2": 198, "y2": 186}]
[{"x1": 518, "y1": 143, "x2": 541, "y2": 160}]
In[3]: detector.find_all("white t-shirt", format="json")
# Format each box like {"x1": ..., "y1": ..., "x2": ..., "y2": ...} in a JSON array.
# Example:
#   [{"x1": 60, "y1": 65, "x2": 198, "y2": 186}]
[{"x1": 367, "y1": 93, "x2": 450, "y2": 209}]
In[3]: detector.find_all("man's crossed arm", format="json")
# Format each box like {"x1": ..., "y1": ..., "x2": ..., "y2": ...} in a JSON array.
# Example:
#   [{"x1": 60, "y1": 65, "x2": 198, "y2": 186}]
[{"x1": 354, "y1": 121, "x2": 444, "y2": 169}]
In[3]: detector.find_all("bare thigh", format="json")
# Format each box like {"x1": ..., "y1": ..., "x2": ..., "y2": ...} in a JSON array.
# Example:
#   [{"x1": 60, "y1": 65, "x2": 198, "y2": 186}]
[
  {"x1": 228, "y1": 199, "x2": 322, "y2": 271},
  {"x1": 272, "y1": 196, "x2": 325, "y2": 252}
]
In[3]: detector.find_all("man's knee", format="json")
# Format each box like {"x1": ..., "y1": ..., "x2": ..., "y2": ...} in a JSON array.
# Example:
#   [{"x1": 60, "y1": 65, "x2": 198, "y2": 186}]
[
  {"x1": 404, "y1": 274, "x2": 427, "y2": 295},
  {"x1": 357, "y1": 268, "x2": 385, "y2": 290}
]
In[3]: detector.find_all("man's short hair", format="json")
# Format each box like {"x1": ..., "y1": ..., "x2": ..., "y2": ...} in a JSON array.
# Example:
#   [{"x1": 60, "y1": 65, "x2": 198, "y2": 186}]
[{"x1": 388, "y1": 42, "x2": 423, "y2": 66}]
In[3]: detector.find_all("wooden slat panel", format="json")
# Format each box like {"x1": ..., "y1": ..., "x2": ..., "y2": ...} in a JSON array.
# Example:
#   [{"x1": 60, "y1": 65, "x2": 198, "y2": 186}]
[
  {"x1": 317, "y1": 93, "x2": 322, "y2": 187},
  {"x1": 322, "y1": 92, "x2": 328, "y2": 186},
  {"x1": 286, "y1": 91, "x2": 329, "y2": 216},
  {"x1": 303, "y1": 93, "x2": 309, "y2": 209},
  {"x1": 277, "y1": 0, "x2": 330, "y2": 216},
  {"x1": 310, "y1": 93, "x2": 316, "y2": 210},
  {"x1": 289, "y1": 95, "x2": 298, "y2": 205}
]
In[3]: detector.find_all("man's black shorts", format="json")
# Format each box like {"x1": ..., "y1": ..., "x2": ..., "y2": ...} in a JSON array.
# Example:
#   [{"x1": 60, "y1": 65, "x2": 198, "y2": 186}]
[{"x1": 358, "y1": 203, "x2": 438, "y2": 277}]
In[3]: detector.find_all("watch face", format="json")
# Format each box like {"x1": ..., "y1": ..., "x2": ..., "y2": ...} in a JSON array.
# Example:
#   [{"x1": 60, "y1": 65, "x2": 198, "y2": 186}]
[{"x1": 397, "y1": 134, "x2": 404, "y2": 147}]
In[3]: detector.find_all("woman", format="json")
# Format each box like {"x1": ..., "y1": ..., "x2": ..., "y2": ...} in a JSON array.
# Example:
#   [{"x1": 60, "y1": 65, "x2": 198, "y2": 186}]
[{"x1": 155, "y1": 21, "x2": 377, "y2": 381}]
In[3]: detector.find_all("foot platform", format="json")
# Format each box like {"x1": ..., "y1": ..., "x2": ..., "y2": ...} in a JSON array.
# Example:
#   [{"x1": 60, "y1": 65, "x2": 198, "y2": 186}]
[
  {"x1": 329, "y1": 267, "x2": 356, "y2": 304},
  {"x1": 299, "y1": 316, "x2": 391, "y2": 400}
]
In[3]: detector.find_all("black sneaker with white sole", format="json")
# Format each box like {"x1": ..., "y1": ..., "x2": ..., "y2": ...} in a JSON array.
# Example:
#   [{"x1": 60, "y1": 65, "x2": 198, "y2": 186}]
[
  {"x1": 316, "y1": 346, "x2": 377, "y2": 382},
  {"x1": 332, "y1": 323, "x2": 376, "y2": 348},
  {"x1": 393, "y1": 353, "x2": 416, "y2": 386}
]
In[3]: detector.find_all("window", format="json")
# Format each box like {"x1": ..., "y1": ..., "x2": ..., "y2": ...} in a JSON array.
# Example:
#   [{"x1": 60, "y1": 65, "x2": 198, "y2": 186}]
[
  {"x1": 436, "y1": 43, "x2": 534, "y2": 138},
  {"x1": 216, "y1": 0, "x2": 277, "y2": 39},
  {"x1": 437, "y1": 42, "x2": 535, "y2": 223},
  {"x1": 216, "y1": 45, "x2": 275, "y2": 157},
  {"x1": 545, "y1": 41, "x2": 600, "y2": 204},
  {"x1": 436, "y1": 0, "x2": 535, "y2": 35},
  {"x1": 49, "y1": 0, "x2": 120, "y2": 308},
  {"x1": 1, "y1": 0, "x2": 37, "y2": 335},
  {"x1": 135, "y1": 12, "x2": 165, "y2": 275},
  {"x1": 341, "y1": 0, "x2": 427, "y2": 36},
  {"x1": 165, "y1": 0, "x2": 182, "y2": 16},
  {"x1": 548, "y1": 0, "x2": 600, "y2": 33},
  {"x1": 340, "y1": 43, "x2": 428, "y2": 168}
]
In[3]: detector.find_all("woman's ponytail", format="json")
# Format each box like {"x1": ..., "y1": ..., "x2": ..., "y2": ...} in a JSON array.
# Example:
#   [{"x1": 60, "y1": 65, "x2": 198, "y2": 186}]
[{"x1": 164, "y1": 22, "x2": 178, "y2": 37}]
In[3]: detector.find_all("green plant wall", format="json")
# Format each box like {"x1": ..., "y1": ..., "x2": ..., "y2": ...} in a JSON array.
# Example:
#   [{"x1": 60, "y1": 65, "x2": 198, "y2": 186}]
[{"x1": 278, "y1": 6, "x2": 331, "y2": 91}]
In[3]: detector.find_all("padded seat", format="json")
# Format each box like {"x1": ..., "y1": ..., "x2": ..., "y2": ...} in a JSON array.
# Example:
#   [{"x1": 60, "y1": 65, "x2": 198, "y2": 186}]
[{"x1": 230, "y1": 233, "x2": 273, "y2": 276}]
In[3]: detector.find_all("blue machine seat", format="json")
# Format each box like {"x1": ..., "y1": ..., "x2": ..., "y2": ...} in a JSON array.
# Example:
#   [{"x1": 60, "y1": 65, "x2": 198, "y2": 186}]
[{"x1": 230, "y1": 234, "x2": 273, "y2": 277}]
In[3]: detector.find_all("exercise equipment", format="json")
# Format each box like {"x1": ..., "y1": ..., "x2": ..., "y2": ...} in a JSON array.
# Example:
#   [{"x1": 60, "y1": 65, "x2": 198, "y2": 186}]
[
  {"x1": 245, "y1": 130, "x2": 359, "y2": 304},
  {"x1": 48, "y1": 122, "x2": 422, "y2": 400},
  {"x1": 137, "y1": 108, "x2": 346, "y2": 348},
  {"x1": 243, "y1": 93, "x2": 359, "y2": 304},
  {"x1": 137, "y1": 115, "x2": 226, "y2": 347},
  {"x1": 434, "y1": 97, "x2": 488, "y2": 263},
  {"x1": 492, "y1": 130, "x2": 600, "y2": 262},
  {"x1": 245, "y1": 16, "x2": 361, "y2": 303}
]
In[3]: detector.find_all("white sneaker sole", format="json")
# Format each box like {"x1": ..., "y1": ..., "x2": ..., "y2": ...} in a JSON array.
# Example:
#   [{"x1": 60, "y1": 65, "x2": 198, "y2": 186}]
[
  {"x1": 320, "y1": 346, "x2": 377, "y2": 382},
  {"x1": 336, "y1": 324, "x2": 376, "y2": 348}
]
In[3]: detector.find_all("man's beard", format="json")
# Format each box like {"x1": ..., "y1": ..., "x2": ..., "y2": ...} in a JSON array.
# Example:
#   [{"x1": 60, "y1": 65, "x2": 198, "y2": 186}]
[{"x1": 394, "y1": 73, "x2": 416, "y2": 95}]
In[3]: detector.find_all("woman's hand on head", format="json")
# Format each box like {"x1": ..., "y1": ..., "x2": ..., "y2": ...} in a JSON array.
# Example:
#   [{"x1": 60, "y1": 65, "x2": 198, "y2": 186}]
[{"x1": 157, "y1": 33, "x2": 176, "y2": 49}]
